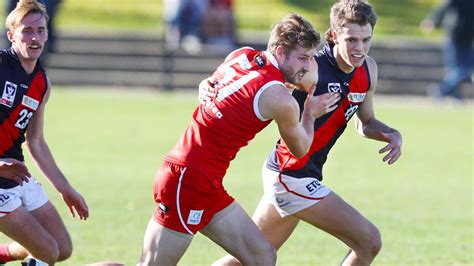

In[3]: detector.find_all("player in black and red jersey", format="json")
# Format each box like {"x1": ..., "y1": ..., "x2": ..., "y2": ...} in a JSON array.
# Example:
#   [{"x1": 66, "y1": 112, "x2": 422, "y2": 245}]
[
  {"x1": 0, "y1": 1, "x2": 88, "y2": 265},
  {"x1": 213, "y1": 1, "x2": 402, "y2": 265}
]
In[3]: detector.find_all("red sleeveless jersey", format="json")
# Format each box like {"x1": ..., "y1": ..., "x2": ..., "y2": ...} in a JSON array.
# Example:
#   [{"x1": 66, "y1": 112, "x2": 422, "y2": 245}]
[{"x1": 165, "y1": 47, "x2": 285, "y2": 185}]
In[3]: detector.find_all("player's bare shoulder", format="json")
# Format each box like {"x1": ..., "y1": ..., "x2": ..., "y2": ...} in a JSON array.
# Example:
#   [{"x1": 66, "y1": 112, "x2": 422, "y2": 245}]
[
  {"x1": 364, "y1": 55, "x2": 378, "y2": 91},
  {"x1": 365, "y1": 55, "x2": 378, "y2": 79},
  {"x1": 258, "y1": 83, "x2": 298, "y2": 120}
]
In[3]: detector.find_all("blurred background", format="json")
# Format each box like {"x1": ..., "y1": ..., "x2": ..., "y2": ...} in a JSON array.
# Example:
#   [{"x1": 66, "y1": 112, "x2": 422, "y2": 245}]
[
  {"x1": 0, "y1": 0, "x2": 472, "y2": 99},
  {"x1": 0, "y1": 1, "x2": 472, "y2": 264}
]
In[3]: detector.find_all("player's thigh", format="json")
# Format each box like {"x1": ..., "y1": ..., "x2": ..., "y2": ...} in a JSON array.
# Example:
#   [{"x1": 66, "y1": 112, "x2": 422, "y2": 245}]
[
  {"x1": 0, "y1": 205, "x2": 58, "y2": 256},
  {"x1": 201, "y1": 201, "x2": 273, "y2": 257},
  {"x1": 30, "y1": 201, "x2": 72, "y2": 254},
  {"x1": 140, "y1": 217, "x2": 193, "y2": 265},
  {"x1": 252, "y1": 197, "x2": 299, "y2": 250},
  {"x1": 293, "y1": 191, "x2": 378, "y2": 248}
]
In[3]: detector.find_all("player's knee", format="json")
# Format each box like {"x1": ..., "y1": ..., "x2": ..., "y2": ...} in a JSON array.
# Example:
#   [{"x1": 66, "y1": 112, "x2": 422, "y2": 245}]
[
  {"x1": 362, "y1": 223, "x2": 382, "y2": 259},
  {"x1": 32, "y1": 240, "x2": 60, "y2": 264},
  {"x1": 57, "y1": 242, "x2": 73, "y2": 261},
  {"x1": 370, "y1": 226, "x2": 382, "y2": 257},
  {"x1": 251, "y1": 243, "x2": 276, "y2": 265}
]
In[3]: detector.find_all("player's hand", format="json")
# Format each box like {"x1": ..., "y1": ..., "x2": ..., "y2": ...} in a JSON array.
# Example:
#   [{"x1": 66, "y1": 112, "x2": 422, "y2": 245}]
[
  {"x1": 60, "y1": 185, "x2": 89, "y2": 220},
  {"x1": 378, "y1": 131, "x2": 402, "y2": 165},
  {"x1": 198, "y1": 77, "x2": 217, "y2": 104},
  {"x1": 303, "y1": 85, "x2": 340, "y2": 119},
  {"x1": 0, "y1": 158, "x2": 31, "y2": 185}
]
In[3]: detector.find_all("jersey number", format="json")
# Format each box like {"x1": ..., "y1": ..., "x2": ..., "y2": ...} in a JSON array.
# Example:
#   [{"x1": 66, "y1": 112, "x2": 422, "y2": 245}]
[
  {"x1": 15, "y1": 109, "x2": 33, "y2": 129},
  {"x1": 216, "y1": 53, "x2": 259, "y2": 101}
]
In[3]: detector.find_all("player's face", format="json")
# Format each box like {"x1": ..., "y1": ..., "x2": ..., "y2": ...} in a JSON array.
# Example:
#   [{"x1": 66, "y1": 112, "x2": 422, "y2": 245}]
[
  {"x1": 279, "y1": 46, "x2": 317, "y2": 85},
  {"x1": 8, "y1": 12, "x2": 48, "y2": 63},
  {"x1": 333, "y1": 23, "x2": 372, "y2": 73}
]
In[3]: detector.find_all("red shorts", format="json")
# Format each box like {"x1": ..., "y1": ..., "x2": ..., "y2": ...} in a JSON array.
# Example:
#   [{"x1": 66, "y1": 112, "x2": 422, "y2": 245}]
[{"x1": 153, "y1": 161, "x2": 234, "y2": 234}]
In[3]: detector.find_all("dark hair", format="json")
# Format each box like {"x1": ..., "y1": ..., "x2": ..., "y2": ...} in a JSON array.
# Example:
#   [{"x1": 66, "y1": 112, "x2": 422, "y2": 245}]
[
  {"x1": 324, "y1": 0, "x2": 377, "y2": 44},
  {"x1": 267, "y1": 13, "x2": 320, "y2": 54}
]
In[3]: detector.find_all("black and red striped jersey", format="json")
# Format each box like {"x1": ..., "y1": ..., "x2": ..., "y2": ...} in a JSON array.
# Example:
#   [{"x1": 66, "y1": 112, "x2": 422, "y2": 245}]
[
  {"x1": 267, "y1": 43, "x2": 371, "y2": 180},
  {"x1": 0, "y1": 48, "x2": 48, "y2": 188}
]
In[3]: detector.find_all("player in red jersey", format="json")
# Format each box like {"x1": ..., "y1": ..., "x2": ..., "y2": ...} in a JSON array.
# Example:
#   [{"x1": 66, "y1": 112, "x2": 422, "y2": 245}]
[
  {"x1": 137, "y1": 13, "x2": 341, "y2": 265},
  {"x1": 213, "y1": 1, "x2": 403, "y2": 265},
  {"x1": 0, "y1": 1, "x2": 89, "y2": 265}
]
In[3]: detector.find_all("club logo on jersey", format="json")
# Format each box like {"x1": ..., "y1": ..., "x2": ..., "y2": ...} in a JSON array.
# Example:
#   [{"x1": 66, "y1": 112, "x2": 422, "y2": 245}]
[
  {"x1": 328, "y1": 83, "x2": 342, "y2": 93},
  {"x1": 1, "y1": 81, "x2": 17, "y2": 108},
  {"x1": 254, "y1": 55, "x2": 266, "y2": 67},
  {"x1": 344, "y1": 104, "x2": 359, "y2": 121},
  {"x1": 187, "y1": 209, "x2": 204, "y2": 225},
  {"x1": 22, "y1": 95, "x2": 39, "y2": 111},
  {"x1": 347, "y1": 92, "x2": 366, "y2": 103}
]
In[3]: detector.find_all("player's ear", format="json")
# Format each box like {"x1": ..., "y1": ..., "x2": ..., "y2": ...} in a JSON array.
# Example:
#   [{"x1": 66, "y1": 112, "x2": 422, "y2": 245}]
[
  {"x1": 275, "y1": 45, "x2": 285, "y2": 61},
  {"x1": 7, "y1": 30, "x2": 14, "y2": 43},
  {"x1": 332, "y1": 31, "x2": 338, "y2": 45}
]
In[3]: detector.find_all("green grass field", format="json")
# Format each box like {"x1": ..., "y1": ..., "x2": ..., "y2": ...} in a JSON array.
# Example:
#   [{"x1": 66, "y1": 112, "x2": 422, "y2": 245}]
[{"x1": 0, "y1": 88, "x2": 471, "y2": 265}]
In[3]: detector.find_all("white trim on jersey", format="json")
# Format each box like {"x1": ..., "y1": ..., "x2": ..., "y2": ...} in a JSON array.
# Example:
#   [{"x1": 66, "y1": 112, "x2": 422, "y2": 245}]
[
  {"x1": 176, "y1": 167, "x2": 194, "y2": 235},
  {"x1": 254, "y1": 80, "x2": 286, "y2": 121},
  {"x1": 224, "y1": 46, "x2": 255, "y2": 62},
  {"x1": 264, "y1": 50, "x2": 279, "y2": 69}
]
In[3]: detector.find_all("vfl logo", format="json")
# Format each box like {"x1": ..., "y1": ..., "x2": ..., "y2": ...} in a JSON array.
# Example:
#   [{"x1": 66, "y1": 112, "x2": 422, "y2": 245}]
[
  {"x1": 328, "y1": 83, "x2": 342, "y2": 93},
  {"x1": 187, "y1": 209, "x2": 204, "y2": 225},
  {"x1": 1, "y1": 81, "x2": 17, "y2": 108}
]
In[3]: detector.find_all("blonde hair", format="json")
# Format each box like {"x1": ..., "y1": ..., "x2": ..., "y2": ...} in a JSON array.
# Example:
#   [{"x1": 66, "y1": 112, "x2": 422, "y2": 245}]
[
  {"x1": 267, "y1": 13, "x2": 320, "y2": 55},
  {"x1": 324, "y1": 0, "x2": 377, "y2": 44},
  {"x1": 5, "y1": 0, "x2": 49, "y2": 31}
]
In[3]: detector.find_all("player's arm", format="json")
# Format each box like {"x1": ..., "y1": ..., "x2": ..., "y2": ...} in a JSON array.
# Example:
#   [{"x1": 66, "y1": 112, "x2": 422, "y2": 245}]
[
  {"x1": 259, "y1": 84, "x2": 314, "y2": 158},
  {"x1": 24, "y1": 78, "x2": 89, "y2": 219},
  {"x1": 354, "y1": 56, "x2": 402, "y2": 164},
  {"x1": 261, "y1": 57, "x2": 339, "y2": 158},
  {"x1": 259, "y1": 82, "x2": 338, "y2": 158}
]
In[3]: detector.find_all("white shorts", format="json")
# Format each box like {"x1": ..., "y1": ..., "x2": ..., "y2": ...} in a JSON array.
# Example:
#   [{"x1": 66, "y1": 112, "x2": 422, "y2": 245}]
[
  {"x1": 0, "y1": 177, "x2": 49, "y2": 217},
  {"x1": 262, "y1": 164, "x2": 332, "y2": 217}
]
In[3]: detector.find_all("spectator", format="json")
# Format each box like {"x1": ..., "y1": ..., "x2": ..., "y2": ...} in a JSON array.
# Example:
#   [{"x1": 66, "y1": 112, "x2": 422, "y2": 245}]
[
  {"x1": 420, "y1": 0, "x2": 473, "y2": 100},
  {"x1": 201, "y1": 0, "x2": 236, "y2": 54},
  {"x1": 163, "y1": 0, "x2": 209, "y2": 54}
]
